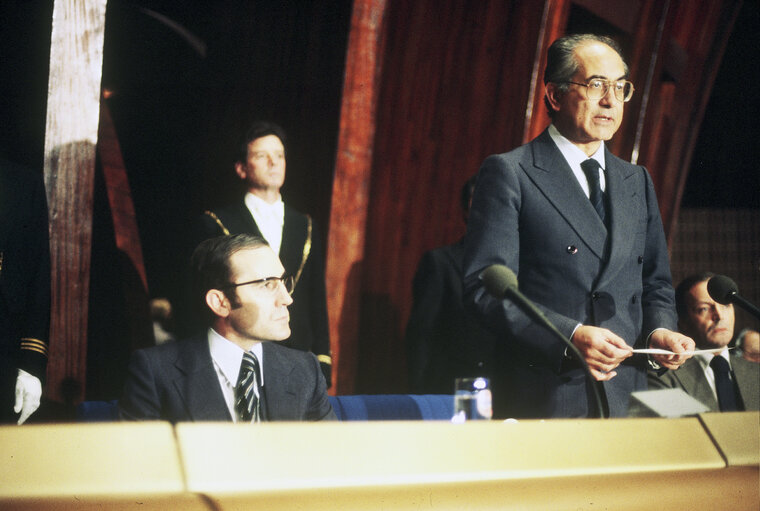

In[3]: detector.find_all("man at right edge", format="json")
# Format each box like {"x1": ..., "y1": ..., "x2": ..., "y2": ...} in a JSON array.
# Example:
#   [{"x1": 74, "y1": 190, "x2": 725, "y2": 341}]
[{"x1": 464, "y1": 34, "x2": 694, "y2": 419}]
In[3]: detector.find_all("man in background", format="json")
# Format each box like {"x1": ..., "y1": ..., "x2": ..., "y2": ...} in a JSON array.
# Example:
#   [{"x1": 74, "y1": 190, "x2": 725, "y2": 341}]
[
  {"x1": 648, "y1": 273, "x2": 759, "y2": 411},
  {"x1": 405, "y1": 176, "x2": 497, "y2": 393},
  {"x1": 120, "y1": 234, "x2": 335, "y2": 422},
  {"x1": 0, "y1": 155, "x2": 50, "y2": 424}
]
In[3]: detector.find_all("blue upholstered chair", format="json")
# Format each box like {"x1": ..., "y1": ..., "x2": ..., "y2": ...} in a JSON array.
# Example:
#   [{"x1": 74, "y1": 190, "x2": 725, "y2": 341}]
[
  {"x1": 76, "y1": 395, "x2": 454, "y2": 422},
  {"x1": 327, "y1": 394, "x2": 453, "y2": 421}
]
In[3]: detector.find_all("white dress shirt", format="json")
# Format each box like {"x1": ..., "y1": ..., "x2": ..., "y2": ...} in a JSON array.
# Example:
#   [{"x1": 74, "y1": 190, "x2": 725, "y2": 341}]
[
  {"x1": 548, "y1": 123, "x2": 607, "y2": 198},
  {"x1": 244, "y1": 192, "x2": 285, "y2": 254},
  {"x1": 208, "y1": 328, "x2": 264, "y2": 422}
]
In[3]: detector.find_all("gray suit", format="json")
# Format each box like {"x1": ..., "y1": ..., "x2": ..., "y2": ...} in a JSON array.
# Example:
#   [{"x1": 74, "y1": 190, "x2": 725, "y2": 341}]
[
  {"x1": 648, "y1": 353, "x2": 759, "y2": 411},
  {"x1": 464, "y1": 129, "x2": 677, "y2": 418},
  {"x1": 119, "y1": 335, "x2": 336, "y2": 422}
]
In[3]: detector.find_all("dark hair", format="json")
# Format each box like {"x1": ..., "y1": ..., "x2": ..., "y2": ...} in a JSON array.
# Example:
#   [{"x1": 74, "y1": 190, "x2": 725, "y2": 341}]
[
  {"x1": 235, "y1": 120, "x2": 287, "y2": 163},
  {"x1": 190, "y1": 234, "x2": 270, "y2": 320},
  {"x1": 674, "y1": 272, "x2": 715, "y2": 319},
  {"x1": 543, "y1": 34, "x2": 628, "y2": 118}
]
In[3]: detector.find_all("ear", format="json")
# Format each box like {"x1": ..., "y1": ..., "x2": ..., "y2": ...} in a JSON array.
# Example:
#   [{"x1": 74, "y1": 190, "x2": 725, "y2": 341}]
[
  {"x1": 545, "y1": 83, "x2": 563, "y2": 113},
  {"x1": 234, "y1": 161, "x2": 247, "y2": 180},
  {"x1": 206, "y1": 289, "x2": 231, "y2": 318}
]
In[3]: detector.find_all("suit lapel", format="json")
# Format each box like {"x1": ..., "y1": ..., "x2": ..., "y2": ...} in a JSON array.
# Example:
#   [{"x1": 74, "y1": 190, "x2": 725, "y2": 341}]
[
  {"x1": 732, "y1": 353, "x2": 760, "y2": 410},
  {"x1": 595, "y1": 151, "x2": 639, "y2": 287},
  {"x1": 528, "y1": 131, "x2": 607, "y2": 259},
  {"x1": 279, "y1": 206, "x2": 306, "y2": 274},
  {"x1": 261, "y1": 343, "x2": 296, "y2": 420},
  {"x1": 672, "y1": 359, "x2": 718, "y2": 411},
  {"x1": 173, "y1": 337, "x2": 233, "y2": 421},
  {"x1": 232, "y1": 200, "x2": 262, "y2": 236}
]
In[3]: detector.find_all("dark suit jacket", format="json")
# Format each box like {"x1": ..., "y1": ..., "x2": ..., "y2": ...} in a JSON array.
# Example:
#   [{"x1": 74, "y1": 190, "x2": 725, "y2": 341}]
[
  {"x1": 464, "y1": 129, "x2": 677, "y2": 418},
  {"x1": 648, "y1": 352, "x2": 759, "y2": 411},
  {"x1": 118, "y1": 335, "x2": 336, "y2": 422},
  {"x1": 405, "y1": 239, "x2": 497, "y2": 394},
  {"x1": 193, "y1": 200, "x2": 331, "y2": 383},
  {"x1": 0, "y1": 157, "x2": 50, "y2": 419}
]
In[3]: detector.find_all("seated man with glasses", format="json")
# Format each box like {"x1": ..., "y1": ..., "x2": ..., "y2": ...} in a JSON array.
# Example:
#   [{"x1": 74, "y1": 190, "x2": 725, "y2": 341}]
[{"x1": 119, "y1": 234, "x2": 335, "y2": 423}]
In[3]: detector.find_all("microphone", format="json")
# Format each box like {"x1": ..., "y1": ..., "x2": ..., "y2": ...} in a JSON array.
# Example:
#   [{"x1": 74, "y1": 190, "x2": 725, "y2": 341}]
[
  {"x1": 707, "y1": 275, "x2": 760, "y2": 321},
  {"x1": 478, "y1": 264, "x2": 605, "y2": 418}
]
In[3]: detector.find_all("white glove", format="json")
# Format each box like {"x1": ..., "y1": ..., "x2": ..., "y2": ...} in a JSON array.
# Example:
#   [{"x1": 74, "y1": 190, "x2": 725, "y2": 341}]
[{"x1": 14, "y1": 369, "x2": 42, "y2": 425}]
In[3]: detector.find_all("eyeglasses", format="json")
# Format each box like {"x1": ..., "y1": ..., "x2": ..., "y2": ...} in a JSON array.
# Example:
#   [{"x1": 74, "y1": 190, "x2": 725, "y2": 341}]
[
  {"x1": 225, "y1": 275, "x2": 295, "y2": 295},
  {"x1": 564, "y1": 78, "x2": 635, "y2": 102}
]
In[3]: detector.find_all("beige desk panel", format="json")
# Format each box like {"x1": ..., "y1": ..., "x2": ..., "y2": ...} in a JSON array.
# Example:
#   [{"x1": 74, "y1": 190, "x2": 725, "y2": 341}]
[
  {"x1": 699, "y1": 411, "x2": 760, "y2": 466},
  {"x1": 176, "y1": 418, "x2": 723, "y2": 494},
  {"x1": 0, "y1": 422, "x2": 192, "y2": 501},
  {"x1": 201, "y1": 468, "x2": 758, "y2": 511},
  {"x1": 0, "y1": 494, "x2": 210, "y2": 511}
]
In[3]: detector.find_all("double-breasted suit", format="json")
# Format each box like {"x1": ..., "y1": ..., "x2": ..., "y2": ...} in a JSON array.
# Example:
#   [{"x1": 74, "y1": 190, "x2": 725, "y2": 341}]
[
  {"x1": 648, "y1": 353, "x2": 759, "y2": 411},
  {"x1": 193, "y1": 199, "x2": 332, "y2": 384},
  {"x1": 464, "y1": 129, "x2": 677, "y2": 418},
  {"x1": 119, "y1": 335, "x2": 336, "y2": 422}
]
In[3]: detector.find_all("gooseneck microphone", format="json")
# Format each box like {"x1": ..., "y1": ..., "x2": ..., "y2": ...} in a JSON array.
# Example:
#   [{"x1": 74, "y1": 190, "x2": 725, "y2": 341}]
[
  {"x1": 478, "y1": 264, "x2": 605, "y2": 418},
  {"x1": 707, "y1": 275, "x2": 760, "y2": 321}
]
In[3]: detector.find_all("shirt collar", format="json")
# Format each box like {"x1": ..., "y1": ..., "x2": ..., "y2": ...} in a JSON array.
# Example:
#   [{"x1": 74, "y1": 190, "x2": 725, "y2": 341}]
[
  {"x1": 696, "y1": 347, "x2": 731, "y2": 370},
  {"x1": 548, "y1": 124, "x2": 606, "y2": 170},
  {"x1": 207, "y1": 328, "x2": 264, "y2": 385},
  {"x1": 245, "y1": 192, "x2": 284, "y2": 221}
]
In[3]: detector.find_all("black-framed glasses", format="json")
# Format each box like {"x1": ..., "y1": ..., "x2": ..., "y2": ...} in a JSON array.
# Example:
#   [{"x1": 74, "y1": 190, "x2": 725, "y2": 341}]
[
  {"x1": 565, "y1": 78, "x2": 635, "y2": 102},
  {"x1": 225, "y1": 275, "x2": 295, "y2": 295}
]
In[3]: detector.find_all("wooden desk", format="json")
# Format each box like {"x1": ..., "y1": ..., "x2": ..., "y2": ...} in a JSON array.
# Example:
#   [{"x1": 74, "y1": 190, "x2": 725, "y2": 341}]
[
  {"x1": 0, "y1": 422, "x2": 207, "y2": 510},
  {"x1": 175, "y1": 417, "x2": 756, "y2": 510}
]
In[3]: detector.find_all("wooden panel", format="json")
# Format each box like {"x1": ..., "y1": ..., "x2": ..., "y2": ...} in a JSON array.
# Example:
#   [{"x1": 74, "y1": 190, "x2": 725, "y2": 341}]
[
  {"x1": 0, "y1": 422, "x2": 207, "y2": 510},
  {"x1": 176, "y1": 418, "x2": 758, "y2": 510},
  {"x1": 634, "y1": 0, "x2": 743, "y2": 241},
  {"x1": 355, "y1": 0, "x2": 546, "y2": 393},
  {"x1": 699, "y1": 411, "x2": 760, "y2": 467},
  {"x1": 43, "y1": 0, "x2": 107, "y2": 404}
]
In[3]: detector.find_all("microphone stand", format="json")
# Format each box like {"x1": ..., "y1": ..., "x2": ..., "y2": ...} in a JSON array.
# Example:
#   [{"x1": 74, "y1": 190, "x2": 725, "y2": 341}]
[{"x1": 503, "y1": 288, "x2": 607, "y2": 419}]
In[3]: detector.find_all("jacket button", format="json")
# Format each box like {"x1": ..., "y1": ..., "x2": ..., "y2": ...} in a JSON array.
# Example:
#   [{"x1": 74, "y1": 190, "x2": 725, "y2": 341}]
[
  {"x1": 637, "y1": 256, "x2": 644, "y2": 264},
  {"x1": 566, "y1": 245, "x2": 578, "y2": 254},
  {"x1": 592, "y1": 292, "x2": 600, "y2": 300}
]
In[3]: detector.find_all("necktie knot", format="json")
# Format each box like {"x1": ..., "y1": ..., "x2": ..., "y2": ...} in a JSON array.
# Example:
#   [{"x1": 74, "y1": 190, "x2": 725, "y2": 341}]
[{"x1": 709, "y1": 355, "x2": 730, "y2": 375}]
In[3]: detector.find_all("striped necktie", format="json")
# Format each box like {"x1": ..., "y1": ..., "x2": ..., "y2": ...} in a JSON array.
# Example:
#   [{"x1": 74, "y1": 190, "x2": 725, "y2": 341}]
[{"x1": 235, "y1": 352, "x2": 262, "y2": 422}]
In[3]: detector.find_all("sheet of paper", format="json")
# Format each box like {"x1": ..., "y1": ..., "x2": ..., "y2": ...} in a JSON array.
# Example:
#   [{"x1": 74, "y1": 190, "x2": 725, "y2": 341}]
[{"x1": 632, "y1": 347, "x2": 729, "y2": 355}]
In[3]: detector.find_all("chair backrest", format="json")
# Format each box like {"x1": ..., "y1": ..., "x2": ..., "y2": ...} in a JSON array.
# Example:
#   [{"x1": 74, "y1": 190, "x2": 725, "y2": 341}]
[
  {"x1": 76, "y1": 400, "x2": 119, "y2": 422},
  {"x1": 328, "y1": 394, "x2": 453, "y2": 421},
  {"x1": 77, "y1": 395, "x2": 455, "y2": 422}
]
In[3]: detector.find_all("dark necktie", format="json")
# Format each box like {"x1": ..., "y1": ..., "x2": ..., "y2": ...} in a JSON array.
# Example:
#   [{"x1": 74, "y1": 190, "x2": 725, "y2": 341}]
[
  {"x1": 710, "y1": 356, "x2": 739, "y2": 412},
  {"x1": 235, "y1": 352, "x2": 262, "y2": 422},
  {"x1": 580, "y1": 158, "x2": 605, "y2": 222}
]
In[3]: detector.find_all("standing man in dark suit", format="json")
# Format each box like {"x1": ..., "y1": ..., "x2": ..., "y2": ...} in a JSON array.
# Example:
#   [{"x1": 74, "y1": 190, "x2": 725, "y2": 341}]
[
  {"x1": 405, "y1": 176, "x2": 497, "y2": 393},
  {"x1": 464, "y1": 34, "x2": 694, "y2": 419},
  {"x1": 0, "y1": 156, "x2": 51, "y2": 424},
  {"x1": 120, "y1": 234, "x2": 335, "y2": 422},
  {"x1": 649, "y1": 273, "x2": 759, "y2": 411},
  {"x1": 193, "y1": 121, "x2": 332, "y2": 387}
]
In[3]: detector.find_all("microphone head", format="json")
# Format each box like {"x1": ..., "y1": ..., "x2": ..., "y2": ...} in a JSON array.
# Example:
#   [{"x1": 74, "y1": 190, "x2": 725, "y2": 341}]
[
  {"x1": 479, "y1": 264, "x2": 518, "y2": 298},
  {"x1": 707, "y1": 275, "x2": 738, "y2": 305}
]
